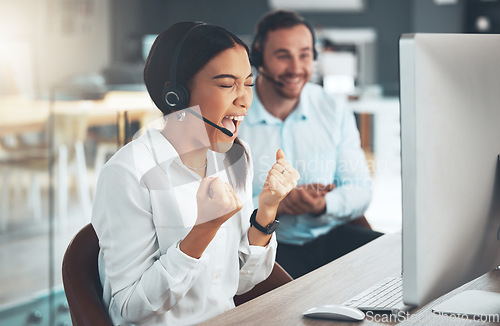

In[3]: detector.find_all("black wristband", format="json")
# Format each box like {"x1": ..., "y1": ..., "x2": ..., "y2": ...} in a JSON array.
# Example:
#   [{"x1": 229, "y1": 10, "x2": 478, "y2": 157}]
[{"x1": 250, "y1": 209, "x2": 279, "y2": 235}]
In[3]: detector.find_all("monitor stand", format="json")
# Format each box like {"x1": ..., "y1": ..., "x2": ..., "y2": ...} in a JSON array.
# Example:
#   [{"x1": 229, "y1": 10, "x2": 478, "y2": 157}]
[{"x1": 432, "y1": 290, "x2": 500, "y2": 320}]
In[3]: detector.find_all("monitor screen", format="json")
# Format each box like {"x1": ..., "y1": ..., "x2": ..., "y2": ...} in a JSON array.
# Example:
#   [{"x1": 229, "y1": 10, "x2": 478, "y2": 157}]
[{"x1": 399, "y1": 34, "x2": 500, "y2": 307}]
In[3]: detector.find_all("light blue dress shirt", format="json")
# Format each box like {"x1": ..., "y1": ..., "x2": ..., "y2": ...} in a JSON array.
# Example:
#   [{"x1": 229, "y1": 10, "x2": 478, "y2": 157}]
[{"x1": 239, "y1": 82, "x2": 372, "y2": 245}]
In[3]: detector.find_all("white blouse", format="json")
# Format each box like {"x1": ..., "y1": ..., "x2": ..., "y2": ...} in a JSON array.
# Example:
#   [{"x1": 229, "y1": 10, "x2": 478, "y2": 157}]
[{"x1": 91, "y1": 128, "x2": 277, "y2": 325}]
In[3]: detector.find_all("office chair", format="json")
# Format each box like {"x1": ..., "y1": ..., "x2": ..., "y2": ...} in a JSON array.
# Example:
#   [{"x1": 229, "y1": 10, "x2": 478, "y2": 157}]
[
  {"x1": 63, "y1": 223, "x2": 292, "y2": 323},
  {"x1": 62, "y1": 223, "x2": 112, "y2": 326},
  {"x1": 233, "y1": 261, "x2": 293, "y2": 306},
  {"x1": 349, "y1": 215, "x2": 372, "y2": 229}
]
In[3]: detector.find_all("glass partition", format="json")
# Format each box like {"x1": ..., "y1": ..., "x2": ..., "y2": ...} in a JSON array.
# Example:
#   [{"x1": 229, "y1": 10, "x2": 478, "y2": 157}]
[
  {"x1": 0, "y1": 90, "x2": 158, "y2": 325},
  {"x1": 0, "y1": 96, "x2": 58, "y2": 325}
]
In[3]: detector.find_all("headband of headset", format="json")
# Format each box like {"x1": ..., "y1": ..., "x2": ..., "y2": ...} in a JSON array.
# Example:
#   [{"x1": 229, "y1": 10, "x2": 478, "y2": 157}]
[{"x1": 162, "y1": 22, "x2": 206, "y2": 110}]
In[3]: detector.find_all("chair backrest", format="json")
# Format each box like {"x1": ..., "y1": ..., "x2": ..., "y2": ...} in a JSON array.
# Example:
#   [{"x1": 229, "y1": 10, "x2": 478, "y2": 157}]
[
  {"x1": 62, "y1": 223, "x2": 113, "y2": 326},
  {"x1": 233, "y1": 261, "x2": 293, "y2": 306},
  {"x1": 348, "y1": 215, "x2": 372, "y2": 229}
]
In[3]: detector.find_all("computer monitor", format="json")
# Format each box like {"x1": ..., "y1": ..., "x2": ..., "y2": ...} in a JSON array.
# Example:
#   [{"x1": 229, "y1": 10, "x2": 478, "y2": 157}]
[{"x1": 399, "y1": 34, "x2": 500, "y2": 314}]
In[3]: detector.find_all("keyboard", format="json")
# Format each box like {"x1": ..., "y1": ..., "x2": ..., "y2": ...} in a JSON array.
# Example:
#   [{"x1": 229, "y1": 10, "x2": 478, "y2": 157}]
[{"x1": 343, "y1": 277, "x2": 414, "y2": 314}]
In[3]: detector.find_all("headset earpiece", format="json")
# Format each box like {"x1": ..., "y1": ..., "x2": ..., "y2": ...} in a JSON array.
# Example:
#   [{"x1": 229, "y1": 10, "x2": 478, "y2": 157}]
[
  {"x1": 249, "y1": 43, "x2": 263, "y2": 68},
  {"x1": 162, "y1": 83, "x2": 190, "y2": 110}
]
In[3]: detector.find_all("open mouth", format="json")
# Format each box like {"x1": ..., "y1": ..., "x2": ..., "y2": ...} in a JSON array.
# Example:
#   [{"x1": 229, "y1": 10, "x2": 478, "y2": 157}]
[{"x1": 221, "y1": 115, "x2": 244, "y2": 135}]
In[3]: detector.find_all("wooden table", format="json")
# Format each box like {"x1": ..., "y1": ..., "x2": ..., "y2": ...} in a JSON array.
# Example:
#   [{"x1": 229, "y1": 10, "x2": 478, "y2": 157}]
[
  {"x1": 0, "y1": 92, "x2": 161, "y2": 137},
  {"x1": 200, "y1": 232, "x2": 500, "y2": 325}
]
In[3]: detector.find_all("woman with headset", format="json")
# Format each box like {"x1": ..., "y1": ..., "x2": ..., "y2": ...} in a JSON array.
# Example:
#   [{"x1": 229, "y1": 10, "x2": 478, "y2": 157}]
[{"x1": 91, "y1": 22, "x2": 299, "y2": 325}]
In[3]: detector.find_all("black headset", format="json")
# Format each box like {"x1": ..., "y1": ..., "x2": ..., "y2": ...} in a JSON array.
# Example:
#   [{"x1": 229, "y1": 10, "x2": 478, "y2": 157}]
[
  {"x1": 250, "y1": 18, "x2": 318, "y2": 69},
  {"x1": 162, "y1": 22, "x2": 206, "y2": 111},
  {"x1": 160, "y1": 22, "x2": 234, "y2": 137}
]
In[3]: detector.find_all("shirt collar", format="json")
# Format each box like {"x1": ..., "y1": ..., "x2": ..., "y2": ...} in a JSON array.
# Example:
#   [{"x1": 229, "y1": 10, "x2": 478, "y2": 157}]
[
  {"x1": 138, "y1": 128, "x2": 178, "y2": 169},
  {"x1": 293, "y1": 95, "x2": 310, "y2": 121},
  {"x1": 137, "y1": 128, "x2": 227, "y2": 176},
  {"x1": 246, "y1": 83, "x2": 311, "y2": 125}
]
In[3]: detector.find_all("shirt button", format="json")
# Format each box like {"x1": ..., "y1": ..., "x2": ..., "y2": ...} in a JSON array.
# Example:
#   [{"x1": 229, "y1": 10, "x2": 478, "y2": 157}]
[
  {"x1": 224, "y1": 305, "x2": 231, "y2": 312},
  {"x1": 215, "y1": 272, "x2": 222, "y2": 279},
  {"x1": 241, "y1": 270, "x2": 249, "y2": 275}
]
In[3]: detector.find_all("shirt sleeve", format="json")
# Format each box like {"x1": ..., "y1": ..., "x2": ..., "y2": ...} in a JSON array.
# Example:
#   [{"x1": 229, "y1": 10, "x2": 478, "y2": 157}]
[
  {"x1": 237, "y1": 231, "x2": 277, "y2": 295},
  {"x1": 92, "y1": 162, "x2": 208, "y2": 324},
  {"x1": 234, "y1": 141, "x2": 277, "y2": 295},
  {"x1": 324, "y1": 105, "x2": 372, "y2": 221}
]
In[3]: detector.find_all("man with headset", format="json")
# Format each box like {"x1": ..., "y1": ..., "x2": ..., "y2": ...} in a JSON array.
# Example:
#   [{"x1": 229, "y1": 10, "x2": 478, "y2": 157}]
[{"x1": 238, "y1": 10, "x2": 382, "y2": 278}]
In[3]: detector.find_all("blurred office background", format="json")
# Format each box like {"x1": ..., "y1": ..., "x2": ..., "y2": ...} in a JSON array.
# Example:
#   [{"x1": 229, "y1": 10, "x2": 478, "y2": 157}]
[{"x1": 1, "y1": 0, "x2": 498, "y2": 324}]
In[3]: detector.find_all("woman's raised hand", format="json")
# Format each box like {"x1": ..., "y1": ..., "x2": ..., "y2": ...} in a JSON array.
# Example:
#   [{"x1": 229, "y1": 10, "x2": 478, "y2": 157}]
[
  {"x1": 196, "y1": 177, "x2": 243, "y2": 227},
  {"x1": 258, "y1": 149, "x2": 300, "y2": 209}
]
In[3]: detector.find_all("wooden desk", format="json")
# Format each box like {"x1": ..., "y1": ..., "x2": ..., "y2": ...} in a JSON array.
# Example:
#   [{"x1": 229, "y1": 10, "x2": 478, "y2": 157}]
[
  {"x1": 201, "y1": 233, "x2": 401, "y2": 326},
  {"x1": 200, "y1": 233, "x2": 500, "y2": 326}
]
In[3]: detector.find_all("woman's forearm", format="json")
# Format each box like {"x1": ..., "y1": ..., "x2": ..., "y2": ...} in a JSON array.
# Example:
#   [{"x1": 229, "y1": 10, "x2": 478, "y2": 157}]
[
  {"x1": 180, "y1": 222, "x2": 220, "y2": 258},
  {"x1": 248, "y1": 204, "x2": 278, "y2": 246}
]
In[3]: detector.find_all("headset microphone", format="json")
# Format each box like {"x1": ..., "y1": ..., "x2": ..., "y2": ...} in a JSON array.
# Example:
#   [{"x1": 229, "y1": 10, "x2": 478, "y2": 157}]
[
  {"x1": 260, "y1": 72, "x2": 285, "y2": 87},
  {"x1": 184, "y1": 107, "x2": 234, "y2": 137}
]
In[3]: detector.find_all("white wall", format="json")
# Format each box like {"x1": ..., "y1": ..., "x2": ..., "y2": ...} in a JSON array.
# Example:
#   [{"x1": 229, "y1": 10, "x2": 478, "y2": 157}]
[{"x1": 0, "y1": 0, "x2": 111, "y2": 98}]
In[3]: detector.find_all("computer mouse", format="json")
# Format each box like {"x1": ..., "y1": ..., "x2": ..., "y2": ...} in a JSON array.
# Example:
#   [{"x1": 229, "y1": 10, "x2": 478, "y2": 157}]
[{"x1": 302, "y1": 304, "x2": 365, "y2": 321}]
